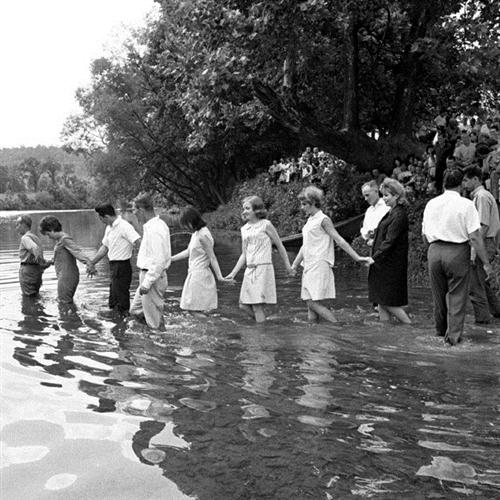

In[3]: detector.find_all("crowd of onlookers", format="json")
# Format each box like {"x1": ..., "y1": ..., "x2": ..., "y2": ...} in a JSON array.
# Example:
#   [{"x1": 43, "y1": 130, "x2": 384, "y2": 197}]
[
  {"x1": 387, "y1": 111, "x2": 500, "y2": 200},
  {"x1": 266, "y1": 111, "x2": 500, "y2": 203},
  {"x1": 267, "y1": 147, "x2": 344, "y2": 186}
]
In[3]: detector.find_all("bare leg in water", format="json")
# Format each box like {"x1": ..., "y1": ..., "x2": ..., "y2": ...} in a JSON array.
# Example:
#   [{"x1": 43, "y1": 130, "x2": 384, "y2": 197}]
[
  {"x1": 239, "y1": 303, "x2": 266, "y2": 323},
  {"x1": 307, "y1": 300, "x2": 338, "y2": 323},
  {"x1": 378, "y1": 304, "x2": 411, "y2": 324}
]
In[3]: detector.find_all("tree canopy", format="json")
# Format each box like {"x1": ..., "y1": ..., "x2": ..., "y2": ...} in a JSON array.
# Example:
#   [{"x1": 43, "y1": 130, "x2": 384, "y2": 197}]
[{"x1": 63, "y1": 0, "x2": 500, "y2": 210}]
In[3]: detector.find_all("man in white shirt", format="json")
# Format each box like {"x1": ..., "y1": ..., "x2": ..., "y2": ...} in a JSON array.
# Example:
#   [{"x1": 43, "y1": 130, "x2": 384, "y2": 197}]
[
  {"x1": 453, "y1": 132, "x2": 476, "y2": 168},
  {"x1": 129, "y1": 194, "x2": 171, "y2": 329},
  {"x1": 422, "y1": 170, "x2": 492, "y2": 345},
  {"x1": 463, "y1": 166, "x2": 500, "y2": 322},
  {"x1": 90, "y1": 204, "x2": 141, "y2": 316},
  {"x1": 360, "y1": 181, "x2": 390, "y2": 246}
]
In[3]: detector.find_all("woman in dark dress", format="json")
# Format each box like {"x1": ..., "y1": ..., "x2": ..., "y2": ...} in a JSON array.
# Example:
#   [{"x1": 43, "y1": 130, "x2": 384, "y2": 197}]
[
  {"x1": 367, "y1": 178, "x2": 411, "y2": 324},
  {"x1": 39, "y1": 216, "x2": 94, "y2": 306}
]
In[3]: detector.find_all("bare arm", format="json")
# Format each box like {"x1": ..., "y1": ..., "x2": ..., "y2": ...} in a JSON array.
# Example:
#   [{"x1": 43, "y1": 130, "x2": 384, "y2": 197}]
[
  {"x1": 90, "y1": 245, "x2": 108, "y2": 265},
  {"x1": 322, "y1": 217, "x2": 364, "y2": 262},
  {"x1": 291, "y1": 246, "x2": 304, "y2": 270},
  {"x1": 199, "y1": 234, "x2": 226, "y2": 281},
  {"x1": 226, "y1": 238, "x2": 247, "y2": 279},
  {"x1": 265, "y1": 221, "x2": 292, "y2": 272},
  {"x1": 171, "y1": 248, "x2": 189, "y2": 263}
]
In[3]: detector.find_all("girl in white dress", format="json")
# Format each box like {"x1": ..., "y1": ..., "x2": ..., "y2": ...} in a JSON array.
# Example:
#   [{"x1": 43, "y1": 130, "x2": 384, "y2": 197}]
[
  {"x1": 226, "y1": 196, "x2": 293, "y2": 322},
  {"x1": 171, "y1": 207, "x2": 229, "y2": 312},
  {"x1": 291, "y1": 186, "x2": 369, "y2": 323}
]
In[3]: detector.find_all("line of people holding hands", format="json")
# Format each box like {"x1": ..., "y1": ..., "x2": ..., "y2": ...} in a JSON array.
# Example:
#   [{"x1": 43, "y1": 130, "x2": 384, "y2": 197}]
[
  {"x1": 18, "y1": 172, "x2": 496, "y2": 345},
  {"x1": 16, "y1": 189, "x2": 373, "y2": 329}
]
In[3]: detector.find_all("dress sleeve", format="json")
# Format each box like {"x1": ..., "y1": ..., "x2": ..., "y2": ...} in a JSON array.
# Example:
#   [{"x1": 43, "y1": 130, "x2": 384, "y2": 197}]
[
  {"x1": 61, "y1": 236, "x2": 89, "y2": 264},
  {"x1": 371, "y1": 208, "x2": 408, "y2": 262}
]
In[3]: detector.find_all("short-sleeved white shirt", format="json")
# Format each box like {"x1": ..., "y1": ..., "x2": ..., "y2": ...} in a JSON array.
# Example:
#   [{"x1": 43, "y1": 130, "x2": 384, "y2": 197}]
[
  {"x1": 422, "y1": 190, "x2": 480, "y2": 243},
  {"x1": 102, "y1": 217, "x2": 140, "y2": 261}
]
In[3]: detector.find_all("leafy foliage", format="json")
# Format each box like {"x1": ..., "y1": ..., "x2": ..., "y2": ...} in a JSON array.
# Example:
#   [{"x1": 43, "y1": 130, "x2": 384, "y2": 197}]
[{"x1": 62, "y1": 0, "x2": 500, "y2": 208}]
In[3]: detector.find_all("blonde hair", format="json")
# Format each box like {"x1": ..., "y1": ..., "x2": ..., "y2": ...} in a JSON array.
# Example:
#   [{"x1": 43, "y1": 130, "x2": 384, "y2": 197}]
[
  {"x1": 298, "y1": 185, "x2": 324, "y2": 208},
  {"x1": 243, "y1": 195, "x2": 267, "y2": 219},
  {"x1": 380, "y1": 178, "x2": 408, "y2": 206}
]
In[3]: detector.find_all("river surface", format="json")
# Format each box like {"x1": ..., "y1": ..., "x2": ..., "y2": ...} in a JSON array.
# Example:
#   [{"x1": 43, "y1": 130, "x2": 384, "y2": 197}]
[{"x1": 1, "y1": 210, "x2": 500, "y2": 499}]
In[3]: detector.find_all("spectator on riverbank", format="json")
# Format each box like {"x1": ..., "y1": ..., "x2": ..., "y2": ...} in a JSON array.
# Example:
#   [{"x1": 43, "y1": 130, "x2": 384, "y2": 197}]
[
  {"x1": 454, "y1": 132, "x2": 476, "y2": 168},
  {"x1": 129, "y1": 193, "x2": 171, "y2": 329},
  {"x1": 89, "y1": 204, "x2": 141, "y2": 318},
  {"x1": 16, "y1": 214, "x2": 49, "y2": 297},
  {"x1": 463, "y1": 166, "x2": 500, "y2": 322}
]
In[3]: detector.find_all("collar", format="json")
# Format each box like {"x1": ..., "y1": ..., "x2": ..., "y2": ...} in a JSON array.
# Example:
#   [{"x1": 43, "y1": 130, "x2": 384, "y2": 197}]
[
  {"x1": 373, "y1": 198, "x2": 386, "y2": 209},
  {"x1": 443, "y1": 189, "x2": 461, "y2": 197},
  {"x1": 471, "y1": 185, "x2": 485, "y2": 198},
  {"x1": 111, "y1": 216, "x2": 121, "y2": 228}
]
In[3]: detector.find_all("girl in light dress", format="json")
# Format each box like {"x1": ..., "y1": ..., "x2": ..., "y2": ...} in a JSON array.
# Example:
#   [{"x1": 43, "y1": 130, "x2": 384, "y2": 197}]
[
  {"x1": 291, "y1": 186, "x2": 369, "y2": 323},
  {"x1": 171, "y1": 207, "x2": 230, "y2": 312},
  {"x1": 226, "y1": 196, "x2": 293, "y2": 322}
]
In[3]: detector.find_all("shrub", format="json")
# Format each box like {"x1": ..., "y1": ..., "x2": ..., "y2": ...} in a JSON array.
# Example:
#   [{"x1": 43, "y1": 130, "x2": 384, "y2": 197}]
[{"x1": 205, "y1": 161, "x2": 369, "y2": 235}]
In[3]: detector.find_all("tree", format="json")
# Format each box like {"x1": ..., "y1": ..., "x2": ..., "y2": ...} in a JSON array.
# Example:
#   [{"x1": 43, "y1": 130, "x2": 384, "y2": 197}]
[{"x1": 63, "y1": 0, "x2": 500, "y2": 207}]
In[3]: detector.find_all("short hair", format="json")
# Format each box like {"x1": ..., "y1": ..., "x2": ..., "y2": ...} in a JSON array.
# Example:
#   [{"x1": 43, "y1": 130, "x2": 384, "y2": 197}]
[
  {"x1": 17, "y1": 214, "x2": 32, "y2": 228},
  {"x1": 298, "y1": 186, "x2": 324, "y2": 208},
  {"x1": 243, "y1": 195, "x2": 267, "y2": 219},
  {"x1": 463, "y1": 165, "x2": 482, "y2": 180},
  {"x1": 443, "y1": 169, "x2": 464, "y2": 189},
  {"x1": 95, "y1": 204, "x2": 116, "y2": 217},
  {"x1": 180, "y1": 206, "x2": 206, "y2": 231},
  {"x1": 361, "y1": 180, "x2": 379, "y2": 192},
  {"x1": 134, "y1": 193, "x2": 154, "y2": 212},
  {"x1": 380, "y1": 178, "x2": 408, "y2": 206},
  {"x1": 39, "y1": 215, "x2": 62, "y2": 234}
]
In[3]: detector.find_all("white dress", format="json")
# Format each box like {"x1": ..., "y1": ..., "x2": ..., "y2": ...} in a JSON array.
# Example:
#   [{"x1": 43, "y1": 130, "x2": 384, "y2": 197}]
[
  {"x1": 301, "y1": 210, "x2": 336, "y2": 301},
  {"x1": 240, "y1": 219, "x2": 276, "y2": 304},
  {"x1": 180, "y1": 227, "x2": 217, "y2": 311}
]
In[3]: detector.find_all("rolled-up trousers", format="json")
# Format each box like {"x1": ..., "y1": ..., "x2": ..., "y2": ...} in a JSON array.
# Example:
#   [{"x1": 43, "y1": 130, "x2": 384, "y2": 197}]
[
  {"x1": 428, "y1": 241, "x2": 471, "y2": 344},
  {"x1": 130, "y1": 270, "x2": 168, "y2": 329}
]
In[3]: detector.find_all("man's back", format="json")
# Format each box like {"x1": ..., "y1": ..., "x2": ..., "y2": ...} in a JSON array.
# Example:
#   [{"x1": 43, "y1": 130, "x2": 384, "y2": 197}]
[{"x1": 423, "y1": 191, "x2": 479, "y2": 243}]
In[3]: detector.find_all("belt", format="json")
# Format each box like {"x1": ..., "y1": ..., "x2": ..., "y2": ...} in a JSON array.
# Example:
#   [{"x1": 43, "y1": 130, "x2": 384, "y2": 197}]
[
  {"x1": 430, "y1": 240, "x2": 469, "y2": 245},
  {"x1": 140, "y1": 268, "x2": 149, "y2": 272},
  {"x1": 20, "y1": 262, "x2": 39, "y2": 266},
  {"x1": 109, "y1": 259, "x2": 131, "y2": 263}
]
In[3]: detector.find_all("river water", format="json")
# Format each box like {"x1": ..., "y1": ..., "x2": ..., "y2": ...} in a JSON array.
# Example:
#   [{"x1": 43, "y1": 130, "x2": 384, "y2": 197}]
[{"x1": 1, "y1": 210, "x2": 500, "y2": 499}]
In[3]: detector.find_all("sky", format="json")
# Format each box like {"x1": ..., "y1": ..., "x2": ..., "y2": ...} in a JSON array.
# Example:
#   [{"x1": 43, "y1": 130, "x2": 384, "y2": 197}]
[{"x1": 0, "y1": 0, "x2": 156, "y2": 148}]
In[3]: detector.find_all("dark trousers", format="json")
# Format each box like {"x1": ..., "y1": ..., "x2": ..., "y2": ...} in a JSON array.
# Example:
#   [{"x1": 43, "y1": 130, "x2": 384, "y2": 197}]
[
  {"x1": 428, "y1": 241, "x2": 471, "y2": 344},
  {"x1": 470, "y1": 238, "x2": 500, "y2": 320},
  {"x1": 109, "y1": 260, "x2": 132, "y2": 312}
]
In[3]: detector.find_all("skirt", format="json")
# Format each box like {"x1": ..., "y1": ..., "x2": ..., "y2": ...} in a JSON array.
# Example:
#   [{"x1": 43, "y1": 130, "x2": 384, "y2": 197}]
[
  {"x1": 240, "y1": 263, "x2": 276, "y2": 304},
  {"x1": 180, "y1": 267, "x2": 217, "y2": 311},
  {"x1": 301, "y1": 260, "x2": 336, "y2": 301}
]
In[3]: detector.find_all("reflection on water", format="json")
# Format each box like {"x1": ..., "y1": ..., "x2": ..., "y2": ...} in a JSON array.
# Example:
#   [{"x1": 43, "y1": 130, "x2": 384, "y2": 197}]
[{"x1": 1, "y1": 210, "x2": 500, "y2": 499}]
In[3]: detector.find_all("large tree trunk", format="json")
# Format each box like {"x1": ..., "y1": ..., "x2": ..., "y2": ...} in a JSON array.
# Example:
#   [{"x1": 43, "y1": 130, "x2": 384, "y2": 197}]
[
  {"x1": 253, "y1": 81, "x2": 419, "y2": 173},
  {"x1": 342, "y1": 12, "x2": 360, "y2": 132}
]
